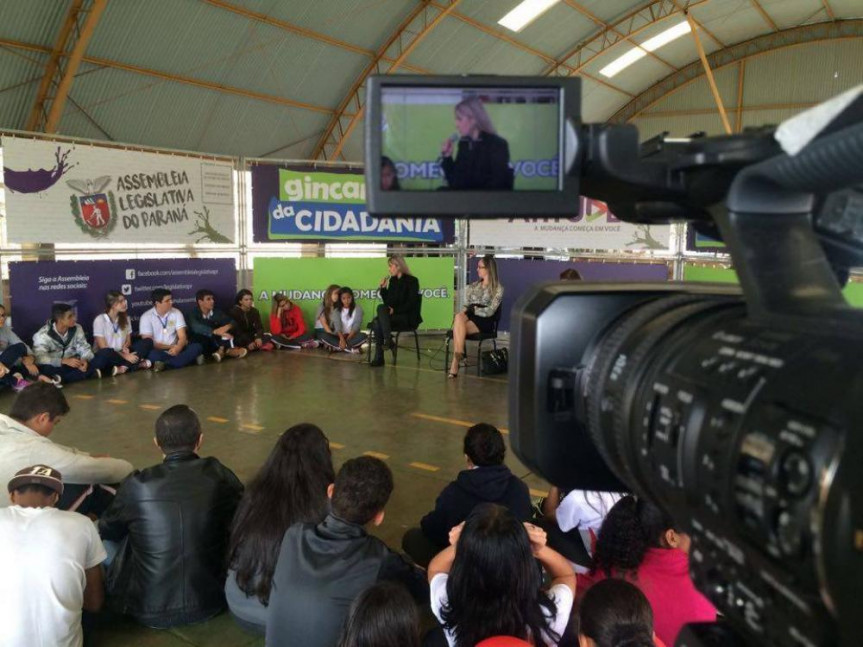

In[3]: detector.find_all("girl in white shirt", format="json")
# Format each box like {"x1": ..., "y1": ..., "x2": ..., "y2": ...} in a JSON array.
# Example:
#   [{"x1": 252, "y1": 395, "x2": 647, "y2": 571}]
[
  {"x1": 427, "y1": 503, "x2": 575, "y2": 647},
  {"x1": 92, "y1": 291, "x2": 151, "y2": 374}
]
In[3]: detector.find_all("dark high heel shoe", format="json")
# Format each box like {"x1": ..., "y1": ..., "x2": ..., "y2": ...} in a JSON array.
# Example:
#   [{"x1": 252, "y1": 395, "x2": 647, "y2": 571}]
[{"x1": 448, "y1": 352, "x2": 464, "y2": 379}]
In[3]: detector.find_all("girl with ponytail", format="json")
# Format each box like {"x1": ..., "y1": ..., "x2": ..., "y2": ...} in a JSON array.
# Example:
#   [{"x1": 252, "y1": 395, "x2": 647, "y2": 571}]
[{"x1": 578, "y1": 496, "x2": 715, "y2": 646}]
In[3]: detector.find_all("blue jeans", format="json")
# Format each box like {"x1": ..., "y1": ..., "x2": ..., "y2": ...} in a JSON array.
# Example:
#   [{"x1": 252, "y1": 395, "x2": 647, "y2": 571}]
[
  {"x1": 39, "y1": 349, "x2": 114, "y2": 384},
  {"x1": 147, "y1": 343, "x2": 203, "y2": 369},
  {"x1": 0, "y1": 343, "x2": 29, "y2": 387}
]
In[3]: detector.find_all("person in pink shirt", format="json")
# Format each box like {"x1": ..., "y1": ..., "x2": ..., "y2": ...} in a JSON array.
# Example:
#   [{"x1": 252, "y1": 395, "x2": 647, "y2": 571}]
[{"x1": 576, "y1": 496, "x2": 715, "y2": 646}]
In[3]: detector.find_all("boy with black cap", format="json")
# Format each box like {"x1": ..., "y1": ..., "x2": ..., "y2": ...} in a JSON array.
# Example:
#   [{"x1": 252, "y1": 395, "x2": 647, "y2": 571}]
[{"x1": 0, "y1": 464, "x2": 106, "y2": 647}]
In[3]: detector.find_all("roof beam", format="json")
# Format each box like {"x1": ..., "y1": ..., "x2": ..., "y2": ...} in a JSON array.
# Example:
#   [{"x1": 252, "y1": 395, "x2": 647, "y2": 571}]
[
  {"x1": 200, "y1": 0, "x2": 428, "y2": 74},
  {"x1": 610, "y1": 19, "x2": 863, "y2": 123},
  {"x1": 44, "y1": 0, "x2": 109, "y2": 133},
  {"x1": 0, "y1": 37, "x2": 334, "y2": 116},
  {"x1": 735, "y1": 60, "x2": 746, "y2": 132},
  {"x1": 545, "y1": 0, "x2": 716, "y2": 78},
  {"x1": 26, "y1": 0, "x2": 86, "y2": 131},
  {"x1": 635, "y1": 101, "x2": 818, "y2": 118},
  {"x1": 562, "y1": 0, "x2": 678, "y2": 71},
  {"x1": 313, "y1": 1, "x2": 461, "y2": 161},
  {"x1": 686, "y1": 11, "x2": 731, "y2": 133},
  {"x1": 822, "y1": 0, "x2": 836, "y2": 21},
  {"x1": 750, "y1": 0, "x2": 779, "y2": 32}
]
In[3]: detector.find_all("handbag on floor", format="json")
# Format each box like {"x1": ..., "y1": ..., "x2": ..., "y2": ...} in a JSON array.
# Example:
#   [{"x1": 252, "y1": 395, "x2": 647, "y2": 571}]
[{"x1": 480, "y1": 347, "x2": 508, "y2": 375}]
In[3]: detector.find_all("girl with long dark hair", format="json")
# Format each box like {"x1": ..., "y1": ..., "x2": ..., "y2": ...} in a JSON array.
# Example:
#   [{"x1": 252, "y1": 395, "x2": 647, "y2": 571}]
[
  {"x1": 338, "y1": 582, "x2": 420, "y2": 647},
  {"x1": 578, "y1": 579, "x2": 656, "y2": 647},
  {"x1": 225, "y1": 423, "x2": 335, "y2": 634},
  {"x1": 579, "y1": 496, "x2": 715, "y2": 646},
  {"x1": 428, "y1": 503, "x2": 575, "y2": 647},
  {"x1": 229, "y1": 289, "x2": 273, "y2": 352},
  {"x1": 92, "y1": 290, "x2": 153, "y2": 374},
  {"x1": 320, "y1": 287, "x2": 367, "y2": 353}
]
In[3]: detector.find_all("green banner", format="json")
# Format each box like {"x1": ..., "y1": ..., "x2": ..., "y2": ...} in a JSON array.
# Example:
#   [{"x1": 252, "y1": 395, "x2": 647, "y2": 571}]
[
  {"x1": 253, "y1": 257, "x2": 455, "y2": 330},
  {"x1": 383, "y1": 103, "x2": 559, "y2": 191},
  {"x1": 683, "y1": 264, "x2": 863, "y2": 307}
]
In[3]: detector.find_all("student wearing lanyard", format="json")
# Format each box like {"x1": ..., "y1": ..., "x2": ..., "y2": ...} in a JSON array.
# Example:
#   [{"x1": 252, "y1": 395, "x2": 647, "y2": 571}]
[
  {"x1": 92, "y1": 291, "x2": 154, "y2": 375},
  {"x1": 139, "y1": 288, "x2": 204, "y2": 372},
  {"x1": 32, "y1": 304, "x2": 112, "y2": 384}
]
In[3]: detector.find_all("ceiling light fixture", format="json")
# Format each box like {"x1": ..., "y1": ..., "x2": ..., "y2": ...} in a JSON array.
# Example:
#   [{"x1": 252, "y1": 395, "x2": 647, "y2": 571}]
[
  {"x1": 498, "y1": 0, "x2": 562, "y2": 33},
  {"x1": 599, "y1": 20, "x2": 692, "y2": 78}
]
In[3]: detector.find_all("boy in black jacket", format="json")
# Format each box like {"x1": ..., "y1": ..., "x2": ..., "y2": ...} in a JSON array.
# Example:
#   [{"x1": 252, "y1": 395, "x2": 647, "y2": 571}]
[
  {"x1": 401, "y1": 422, "x2": 531, "y2": 567},
  {"x1": 99, "y1": 405, "x2": 243, "y2": 628}
]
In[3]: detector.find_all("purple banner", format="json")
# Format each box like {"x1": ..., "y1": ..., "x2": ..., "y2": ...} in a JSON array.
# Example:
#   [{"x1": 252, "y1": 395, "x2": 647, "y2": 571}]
[
  {"x1": 9, "y1": 258, "x2": 237, "y2": 341},
  {"x1": 470, "y1": 258, "x2": 670, "y2": 332}
]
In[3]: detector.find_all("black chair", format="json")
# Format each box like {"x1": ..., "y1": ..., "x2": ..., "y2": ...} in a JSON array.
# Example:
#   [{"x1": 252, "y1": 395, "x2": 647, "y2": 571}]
[
  {"x1": 444, "y1": 304, "x2": 502, "y2": 377},
  {"x1": 367, "y1": 295, "x2": 423, "y2": 366}
]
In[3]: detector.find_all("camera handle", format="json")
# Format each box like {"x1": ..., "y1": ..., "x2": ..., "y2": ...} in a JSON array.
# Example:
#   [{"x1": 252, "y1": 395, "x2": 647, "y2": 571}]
[{"x1": 723, "y1": 120, "x2": 863, "y2": 320}]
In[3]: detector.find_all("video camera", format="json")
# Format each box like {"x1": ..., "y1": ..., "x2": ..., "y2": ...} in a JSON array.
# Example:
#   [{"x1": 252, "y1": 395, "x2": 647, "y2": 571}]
[{"x1": 365, "y1": 75, "x2": 863, "y2": 647}]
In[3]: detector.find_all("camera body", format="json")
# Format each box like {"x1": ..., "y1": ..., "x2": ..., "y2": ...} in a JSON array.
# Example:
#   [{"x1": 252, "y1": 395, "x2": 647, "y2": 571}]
[{"x1": 365, "y1": 75, "x2": 863, "y2": 646}]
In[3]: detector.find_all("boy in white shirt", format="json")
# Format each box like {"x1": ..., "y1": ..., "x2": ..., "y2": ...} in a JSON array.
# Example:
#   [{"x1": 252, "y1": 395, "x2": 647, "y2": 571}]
[
  {"x1": 139, "y1": 288, "x2": 204, "y2": 372},
  {"x1": 0, "y1": 464, "x2": 105, "y2": 647}
]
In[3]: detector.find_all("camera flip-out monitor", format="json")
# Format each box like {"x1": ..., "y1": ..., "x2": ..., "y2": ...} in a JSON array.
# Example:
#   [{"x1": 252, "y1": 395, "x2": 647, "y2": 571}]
[{"x1": 365, "y1": 75, "x2": 581, "y2": 217}]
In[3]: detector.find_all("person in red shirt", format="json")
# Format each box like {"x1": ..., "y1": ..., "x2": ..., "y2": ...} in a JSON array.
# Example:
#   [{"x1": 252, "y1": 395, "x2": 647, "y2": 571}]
[
  {"x1": 576, "y1": 496, "x2": 715, "y2": 647},
  {"x1": 269, "y1": 294, "x2": 317, "y2": 349}
]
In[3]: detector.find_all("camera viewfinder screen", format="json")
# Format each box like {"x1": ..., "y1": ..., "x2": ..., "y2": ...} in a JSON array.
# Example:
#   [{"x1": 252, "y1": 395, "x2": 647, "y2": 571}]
[{"x1": 381, "y1": 86, "x2": 562, "y2": 192}]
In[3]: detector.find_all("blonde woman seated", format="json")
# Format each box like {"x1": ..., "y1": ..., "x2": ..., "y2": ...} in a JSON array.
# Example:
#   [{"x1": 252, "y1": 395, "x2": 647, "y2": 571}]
[{"x1": 448, "y1": 254, "x2": 503, "y2": 378}]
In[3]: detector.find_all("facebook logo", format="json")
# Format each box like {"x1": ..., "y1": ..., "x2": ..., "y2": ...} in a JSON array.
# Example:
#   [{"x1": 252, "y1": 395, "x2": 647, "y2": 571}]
[{"x1": 125, "y1": 269, "x2": 136, "y2": 280}]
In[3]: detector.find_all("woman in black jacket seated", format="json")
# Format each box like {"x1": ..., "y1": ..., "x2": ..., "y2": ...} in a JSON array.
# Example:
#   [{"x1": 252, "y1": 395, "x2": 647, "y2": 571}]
[
  {"x1": 225, "y1": 423, "x2": 335, "y2": 634},
  {"x1": 369, "y1": 255, "x2": 422, "y2": 367},
  {"x1": 439, "y1": 97, "x2": 513, "y2": 191}
]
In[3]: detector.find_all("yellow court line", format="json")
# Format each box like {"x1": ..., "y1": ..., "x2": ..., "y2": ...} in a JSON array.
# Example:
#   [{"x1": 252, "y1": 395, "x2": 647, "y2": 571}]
[
  {"x1": 410, "y1": 413, "x2": 509, "y2": 434},
  {"x1": 241, "y1": 423, "x2": 265, "y2": 432},
  {"x1": 363, "y1": 451, "x2": 390, "y2": 460},
  {"x1": 73, "y1": 394, "x2": 94, "y2": 400},
  {"x1": 106, "y1": 399, "x2": 127, "y2": 405},
  {"x1": 207, "y1": 416, "x2": 229, "y2": 423},
  {"x1": 329, "y1": 442, "x2": 346, "y2": 449},
  {"x1": 139, "y1": 404, "x2": 161, "y2": 410},
  {"x1": 529, "y1": 488, "x2": 549, "y2": 498},
  {"x1": 409, "y1": 462, "x2": 440, "y2": 472}
]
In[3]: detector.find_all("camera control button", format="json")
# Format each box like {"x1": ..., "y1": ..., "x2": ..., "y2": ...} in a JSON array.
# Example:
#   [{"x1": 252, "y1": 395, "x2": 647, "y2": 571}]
[{"x1": 781, "y1": 452, "x2": 812, "y2": 497}]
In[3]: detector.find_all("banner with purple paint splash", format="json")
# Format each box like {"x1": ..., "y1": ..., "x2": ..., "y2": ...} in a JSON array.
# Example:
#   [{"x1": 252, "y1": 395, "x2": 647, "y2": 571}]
[{"x1": 1, "y1": 136, "x2": 235, "y2": 243}]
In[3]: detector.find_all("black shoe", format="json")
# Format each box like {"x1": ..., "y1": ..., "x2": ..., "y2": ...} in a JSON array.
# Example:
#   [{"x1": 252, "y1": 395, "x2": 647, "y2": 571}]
[
  {"x1": 370, "y1": 356, "x2": 385, "y2": 367},
  {"x1": 382, "y1": 336, "x2": 394, "y2": 350}
]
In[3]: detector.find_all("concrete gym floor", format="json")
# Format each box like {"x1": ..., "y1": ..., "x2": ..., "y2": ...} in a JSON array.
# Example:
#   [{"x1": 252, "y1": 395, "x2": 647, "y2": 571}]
[{"x1": 0, "y1": 339, "x2": 549, "y2": 647}]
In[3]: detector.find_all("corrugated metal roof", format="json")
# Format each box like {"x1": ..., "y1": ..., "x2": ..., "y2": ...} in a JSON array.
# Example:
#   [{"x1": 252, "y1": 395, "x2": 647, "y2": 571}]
[{"x1": 0, "y1": 0, "x2": 859, "y2": 160}]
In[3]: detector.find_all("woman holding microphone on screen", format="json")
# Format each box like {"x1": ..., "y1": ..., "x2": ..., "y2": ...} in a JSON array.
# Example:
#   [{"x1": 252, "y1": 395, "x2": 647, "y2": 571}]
[
  {"x1": 369, "y1": 255, "x2": 422, "y2": 367},
  {"x1": 449, "y1": 255, "x2": 503, "y2": 379},
  {"x1": 439, "y1": 97, "x2": 513, "y2": 191}
]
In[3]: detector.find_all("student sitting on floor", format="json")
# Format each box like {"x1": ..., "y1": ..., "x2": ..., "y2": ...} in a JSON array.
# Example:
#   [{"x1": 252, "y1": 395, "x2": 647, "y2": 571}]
[
  {"x1": 226, "y1": 423, "x2": 335, "y2": 634},
  {"x1": 578, "y1": 578, "x2": 663, "y2": 647},
  {"x1": 0, "y1": 465, "x2": 106, "y2": 647},
  {"x1": 33, "y1": 304, "x2": 113, "y2": 384},
  {"x1": 577, "y1": 496, "x2": 715, "y2": 647},
  {"x1": 266, "y1": 456, "x2": 427, "y2": 647},
  {"x1": 538, "y1": 487, "x2": 622, "y2": 572},
  {"x1": 319, "y1": 287, "x2": 367, "y2": 353},
  {"x1": 269, "y1": 293, "x2": 317, "y2": 349},
  {"x1": 337, "y1": 581, "x2": 421, "y2": 647},
  {"x1": 427, "y1": 504, "x2": 575, "y2": 647},
  {"x1": 313, "y1": 284, "x2": 340, "y2": 340},
  {"x1": 402, "y1": 423, "x2": 531, "y2": 568},
  {"x1": 92, "y1": 290, "x2": 153, "y2": 375},
  {"x1": 139, "y1": 288, "x2": 204, "y2": 372},
  {"x1": 228, "y1": 289, "x2": 274, "y2": 352},
  {"x1": 0, "y1": 383, "x2": 133, "y2": 515},
  {"x1": 99, "y1": 405, "x2": 244, "y2": 628},
  {"x1": 187, "y1": 289, "x2": 249, "y2": 362},
  {"x1": 0, "y1": 304, "x2": 54, "y2": 391}
]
